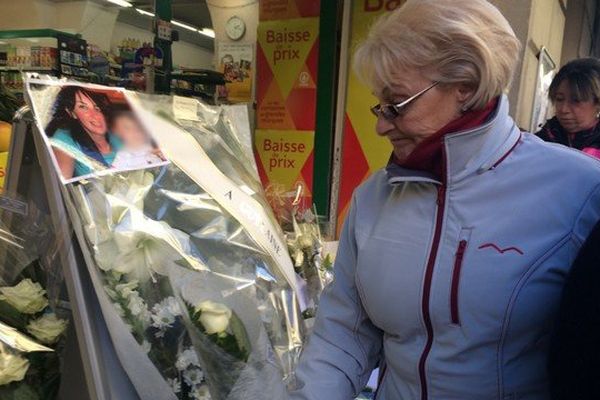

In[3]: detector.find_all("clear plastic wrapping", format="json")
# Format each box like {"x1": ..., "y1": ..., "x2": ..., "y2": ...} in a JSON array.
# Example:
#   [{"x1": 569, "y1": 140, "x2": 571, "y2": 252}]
[
  {"x1": 25, "y1": 77, "x2": 304, "y2": 400},
  {"x1": 0, "y1": 197, "x2": 69, "y2": 400}
]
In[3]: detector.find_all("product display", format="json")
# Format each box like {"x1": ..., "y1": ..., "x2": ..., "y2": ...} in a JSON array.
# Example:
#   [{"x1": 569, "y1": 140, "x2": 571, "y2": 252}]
[{"x1": 24, "y1": 77, "x2": 303, "y2": 400}]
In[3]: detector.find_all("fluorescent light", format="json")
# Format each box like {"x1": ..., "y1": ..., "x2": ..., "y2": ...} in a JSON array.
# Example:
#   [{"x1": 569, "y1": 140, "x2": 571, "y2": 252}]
[
  {"x1": 198, "y1": 28, "x2": 215, "y2": 38},
  {"x1": 106, "y1": 0, "x2": 133, "y2": 7},
  {"x1": 136, "y1": 8, "x2": 155, "y2": 17},
  {"x1": 172, "y1": 20, "x2": 198, "y2": 32}
]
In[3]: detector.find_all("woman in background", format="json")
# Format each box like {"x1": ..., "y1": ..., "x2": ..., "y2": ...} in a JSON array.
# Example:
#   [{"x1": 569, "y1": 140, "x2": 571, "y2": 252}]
[
  {"x1": 46, "y1": 86, "x2": 122, "y2": 179},
  {"x1": 536, "y1": 58, "x2": 600, "y2": 158}
]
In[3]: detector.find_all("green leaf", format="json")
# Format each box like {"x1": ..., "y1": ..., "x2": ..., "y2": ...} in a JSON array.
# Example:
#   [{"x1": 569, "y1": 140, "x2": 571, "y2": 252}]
[{"x1": 228, "y1": 312, "x2": 251, "y2": 362}]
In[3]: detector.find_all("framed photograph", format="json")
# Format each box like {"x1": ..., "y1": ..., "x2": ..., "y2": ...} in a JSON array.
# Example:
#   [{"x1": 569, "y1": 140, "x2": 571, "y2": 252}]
[
  {"x1": 25, "y1": 79, "x2": 169, "y2": 184},
  {"x1": 530, "y1": 47, "x2": 556, "y2": 133}
]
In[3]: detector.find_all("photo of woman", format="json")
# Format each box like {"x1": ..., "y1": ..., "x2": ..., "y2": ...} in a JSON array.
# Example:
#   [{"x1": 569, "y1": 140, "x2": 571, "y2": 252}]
[{"x1": 39, "y1": 83, "x2": 167, "y2": 183}]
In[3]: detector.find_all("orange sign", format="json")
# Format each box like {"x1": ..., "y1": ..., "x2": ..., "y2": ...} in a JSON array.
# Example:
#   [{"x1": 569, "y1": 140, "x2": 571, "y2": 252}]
[{"x1": 256, "y1": 3, "x2": 320, "y2": 212}]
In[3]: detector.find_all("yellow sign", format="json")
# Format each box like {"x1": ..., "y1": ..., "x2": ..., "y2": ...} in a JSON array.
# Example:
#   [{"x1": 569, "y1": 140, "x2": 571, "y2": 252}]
[
  {"x1": 0, "y1": 151, "x2": 8, "y2": 191},
  {"x1": 336, "y1": 0, "x2": 407, "y2": 232},
  {"x1": 258, "y1": 18, "x2": 319, "y2": 101},
  {"x1": 255, "y1": 129, "x2": 314, "y2": 191}
]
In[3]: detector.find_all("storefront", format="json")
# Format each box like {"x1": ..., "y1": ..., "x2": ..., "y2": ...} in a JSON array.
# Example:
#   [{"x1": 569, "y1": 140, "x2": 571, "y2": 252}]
[{"x1": 0, "y1": 0, "x2": 598, "y2": 399}]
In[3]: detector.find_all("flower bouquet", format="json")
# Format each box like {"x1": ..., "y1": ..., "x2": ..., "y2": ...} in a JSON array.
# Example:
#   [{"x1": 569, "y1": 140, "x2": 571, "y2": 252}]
[
  {"x1": 25, "y1": 78, "x2": 304, "y2": 400},
  {"x1": 0, "y1": 200, "x2": 69, "y2": 400},
  {"x1": 285, "y1": 205, "x2": 333, "y2": 321}
]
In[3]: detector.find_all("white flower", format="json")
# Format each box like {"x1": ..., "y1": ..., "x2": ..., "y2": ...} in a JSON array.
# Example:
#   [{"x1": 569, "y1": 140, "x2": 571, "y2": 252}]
[
  {"x1": 94, "y1": 208, "x2": 193, "y2": 282},
  {"x1": 195, "y1": 301, "x2": 232, "y2": 335},
  {"x1": 167, "y1": 377, "x2": 181, "y2": 394},
  {"x1": 0, "y1": 279, "x2": 48, "y2": 314},
  {"x1": 183, "y1": 367, "x2": 205, "y2": 387},
  {"x1": 127, "y1": 293, "x2": 151, "y2": 325},
  {"x1": 141, "y1": 340, "x2": 152, "y2": 354},
  {"x1": 113, "y1": 303, "x2": 125, "y2": 317},
  {"x1": 0, "y1": 344, "x2": 29, "y2": 385},
  {"x1": 26, "y1": 313, "x2": 68, "y2": 344},
  {"x1": 151, "y1": 297, "x2": 182, "y2": 330},
  {"x1": 190, "y1": 385, "x2": 211, "y2": 400},
  {"x1": 175, "y1": 348, "x2": 199, "y2": 371},
  {"x1": 115, "y1": 280, "x2": 139, "y2": 298}
]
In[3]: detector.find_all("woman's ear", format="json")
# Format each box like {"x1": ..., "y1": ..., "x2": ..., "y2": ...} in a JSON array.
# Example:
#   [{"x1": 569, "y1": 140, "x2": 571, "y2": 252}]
[
  {"x1": 456, "y1": 83, "x2": 475, "y2": 112},
  {"x1": 456, "y1": 83, "x2": 475, "y2": 103}
]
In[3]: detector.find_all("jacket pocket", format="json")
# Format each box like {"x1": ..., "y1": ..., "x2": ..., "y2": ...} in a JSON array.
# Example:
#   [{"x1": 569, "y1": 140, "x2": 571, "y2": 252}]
[{"x1": 450, "y1": 230, "x2": 471, "y2": 325}]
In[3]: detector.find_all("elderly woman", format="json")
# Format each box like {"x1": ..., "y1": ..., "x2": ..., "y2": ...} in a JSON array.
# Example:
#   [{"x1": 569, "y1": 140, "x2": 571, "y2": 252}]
[
  {"x1": 536, "y1": 58, "x2": 600, "y2": 158},
  {"x1": 289, "y1": 1, "x2": 600, "y2": 399}
]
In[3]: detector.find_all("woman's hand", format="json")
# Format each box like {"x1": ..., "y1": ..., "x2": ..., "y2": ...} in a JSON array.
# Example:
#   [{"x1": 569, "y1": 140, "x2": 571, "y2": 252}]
[{"x1": 152, "y1": 148, "x2": 166, "y2": 161}]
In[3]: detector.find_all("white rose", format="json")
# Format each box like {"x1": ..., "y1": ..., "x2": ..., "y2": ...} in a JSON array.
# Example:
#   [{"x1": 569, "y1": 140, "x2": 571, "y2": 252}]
[
  {"x1": 0, "y1": 279, "x2": 48, "y2": 314},
  {"x1": 195, "y1": 301, "x2": 232, "y2": 335},
  {"x1": 26, "y1": 313, "x2": 68, "y2": 344},
  {"x1": 0, "y1": 345, "x2": 29, "y2": 385}
]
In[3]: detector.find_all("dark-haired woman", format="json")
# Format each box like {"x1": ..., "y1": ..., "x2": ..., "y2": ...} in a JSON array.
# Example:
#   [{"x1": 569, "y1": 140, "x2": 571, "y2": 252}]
[
  {"x1": 46, "y1": 86, "x2": 123, "y2": 179},
  {"x1": 536, "y1": 57, "x2": 600, "y2": 158}
]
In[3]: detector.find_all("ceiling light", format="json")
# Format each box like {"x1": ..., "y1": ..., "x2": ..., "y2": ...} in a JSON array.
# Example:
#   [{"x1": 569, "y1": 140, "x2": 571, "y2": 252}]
[
  {"x1": 136, "y1": 8, "x2": 155, "y2": 17},
  {"x1": 106, "y1": 0, "x2": 133, "y2": 7},
  {"x1": 172, "y1": 20, "x2": 198, "y2": 32},
  {"x1": 198, "y1": 28, "x2": 215, "y2": 38}
]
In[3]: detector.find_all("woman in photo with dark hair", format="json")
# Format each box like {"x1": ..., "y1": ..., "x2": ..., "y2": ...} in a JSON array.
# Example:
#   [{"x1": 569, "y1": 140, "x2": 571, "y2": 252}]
[{"x1": 46, "y1": 86, "x2": 123, "y2": 179}]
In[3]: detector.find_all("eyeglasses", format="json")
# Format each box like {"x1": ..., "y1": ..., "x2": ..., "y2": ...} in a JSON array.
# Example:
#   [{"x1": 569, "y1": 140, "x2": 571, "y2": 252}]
[{"x1": 371, "y1": 81, "x2": 439, "y2": 120}]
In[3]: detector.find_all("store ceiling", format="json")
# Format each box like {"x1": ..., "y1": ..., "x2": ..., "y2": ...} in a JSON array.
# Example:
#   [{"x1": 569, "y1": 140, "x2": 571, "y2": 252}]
[
  {"x1": 134, "y1": 0, "x2": 212, "y2": 31},
  {"x1": 117, "y1": 0, "x2": 214, "y2": 51},
  {"x1": 51, "y1": 0, "x2": 214, "y2": 51}
]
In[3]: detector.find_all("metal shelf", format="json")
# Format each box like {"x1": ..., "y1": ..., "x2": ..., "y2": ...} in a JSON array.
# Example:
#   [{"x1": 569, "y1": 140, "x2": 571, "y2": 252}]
[{"x1": 0, "y1": 67, "x2": 58, "y2": 72}]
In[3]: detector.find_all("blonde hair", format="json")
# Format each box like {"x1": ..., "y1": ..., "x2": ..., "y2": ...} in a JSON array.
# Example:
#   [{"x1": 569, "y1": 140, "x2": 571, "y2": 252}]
[{"x1": 354, "y1": 0, "x2": 521, "y2": 110}]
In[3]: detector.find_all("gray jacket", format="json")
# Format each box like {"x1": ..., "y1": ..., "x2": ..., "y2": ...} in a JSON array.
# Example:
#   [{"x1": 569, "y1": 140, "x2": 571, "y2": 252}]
[{"x1": 290, "y1": 96, "x2": 600, "y2": 400}]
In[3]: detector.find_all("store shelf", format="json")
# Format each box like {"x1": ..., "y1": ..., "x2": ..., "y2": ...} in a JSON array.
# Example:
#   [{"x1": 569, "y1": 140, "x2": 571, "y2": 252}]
[
  {"x1": 0, "y1": 66, "x2": 58, "y2": 72},
  {"x1": 171, "y1": 87, "x2": 214, "y2": 101},
  {"x1": 0, "y1": 29, "x2": 79, "y2": 40}
]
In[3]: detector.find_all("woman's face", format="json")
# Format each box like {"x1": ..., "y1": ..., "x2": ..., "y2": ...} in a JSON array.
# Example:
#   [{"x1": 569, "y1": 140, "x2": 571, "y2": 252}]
[
  {"x1": 553, "y1": 80, "x2": 599, "y2": 134},
  {"x1": 69, "y1": 91, "x2": 107, "y2": 136},
  {"x1": 374, "y1": 68, "x2": 467, "y2": 162}
]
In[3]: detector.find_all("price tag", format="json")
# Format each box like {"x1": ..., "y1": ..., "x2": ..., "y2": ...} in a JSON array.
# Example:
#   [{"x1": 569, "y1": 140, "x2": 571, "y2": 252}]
[{"x1": 173, "y1": 96, "x2": 199, "y2": 121}]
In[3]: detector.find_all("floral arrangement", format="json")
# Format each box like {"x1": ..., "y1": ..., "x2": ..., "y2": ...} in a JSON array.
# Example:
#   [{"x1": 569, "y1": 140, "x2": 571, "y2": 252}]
[
  {"x1": 286, "y1": 207, "x2": 333, "y2": 320},
  {"x1": 0, "y1": 194, "x2": 70, "y2": 400},
  {"x1": 0, "y1": 273, "x2": 68, "y2": 400},
  {"x1": 26, "y1": 80, "x2": 304, "y2": 400}
]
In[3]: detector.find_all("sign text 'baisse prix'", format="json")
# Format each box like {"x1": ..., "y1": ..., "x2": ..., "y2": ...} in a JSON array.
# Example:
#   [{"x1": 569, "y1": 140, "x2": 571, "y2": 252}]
[
  {"x1": 263, "y1": 138, "x2": 307, "y2": 171},
  {"x1": 265, "y1": 27, "x2": 312, "y2": 65}
]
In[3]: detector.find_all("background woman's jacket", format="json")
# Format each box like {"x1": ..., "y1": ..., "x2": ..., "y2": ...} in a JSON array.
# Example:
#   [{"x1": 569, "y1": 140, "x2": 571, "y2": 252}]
[
  {"x1": 290, "y1": 96, "x2": 600, "y2": 400},
  {"x1": 536, "y1": 116, "x2": 600, "y2": 158},
  {"x1": 549, "y1": 221, "x2": 600, "y2": 399}
]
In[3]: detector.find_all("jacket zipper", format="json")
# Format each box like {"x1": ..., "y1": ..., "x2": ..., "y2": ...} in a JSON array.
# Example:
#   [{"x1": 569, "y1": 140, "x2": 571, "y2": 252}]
[
  {"x1": 450, "y1": 240, "x2": 468, "y2": 325},
  {"x1": 374, "y1": 365, "x2": 387, "y2": 400},
  {"x1": 418, "y1": 182, "x2": 446, "y2": 400}
]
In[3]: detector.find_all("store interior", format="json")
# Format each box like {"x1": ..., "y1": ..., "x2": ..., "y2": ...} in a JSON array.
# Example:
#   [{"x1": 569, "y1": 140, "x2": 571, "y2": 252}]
[{"x1": 0, "y1": 1, "x2": 598, "y2": 399}]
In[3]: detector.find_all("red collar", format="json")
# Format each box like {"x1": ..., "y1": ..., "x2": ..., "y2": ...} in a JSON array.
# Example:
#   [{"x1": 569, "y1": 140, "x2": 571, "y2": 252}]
[{"x1": 394, "y1": 98, "x2": 499, "y2": 179}]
